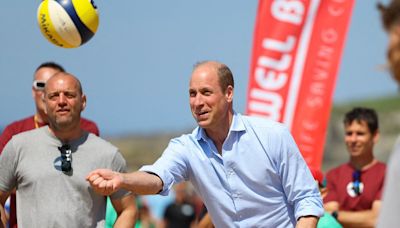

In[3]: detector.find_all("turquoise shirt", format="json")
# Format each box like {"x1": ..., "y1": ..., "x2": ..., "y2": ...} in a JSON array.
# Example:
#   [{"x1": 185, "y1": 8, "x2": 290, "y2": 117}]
[
  {"x1": 105, "y1": 197, "x2": 117, "y2": 228},
  {"x1": 318, "y1": 212, "x2": 342, "y2": 228}
]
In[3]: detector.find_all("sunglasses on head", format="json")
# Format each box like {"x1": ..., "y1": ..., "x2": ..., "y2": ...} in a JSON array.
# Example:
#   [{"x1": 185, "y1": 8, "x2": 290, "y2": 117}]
[
  {"x1": 352, "y1": 170, "x2": 361, "y2": 196},
  {"x1": 58, "y1": 144, "x2": 72, "y2": 172},
  {"x1": 33, "y1": 80, "x2": 46, "y2": 90}
]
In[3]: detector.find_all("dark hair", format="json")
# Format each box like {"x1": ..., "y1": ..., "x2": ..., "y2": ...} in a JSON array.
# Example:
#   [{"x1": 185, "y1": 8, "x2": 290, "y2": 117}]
[
  {"x1": 377, "y1": 0, "x2": 400, "y2": 31},
  {"x1": 343, "y1": 107, "x2": 379, "y2": 134},
  {"x1": 35, "y1": 61, "x2": 65, "y2": 73},
  {"x1": 193, "y1": 61, "x2": 234, "y2": 93}
]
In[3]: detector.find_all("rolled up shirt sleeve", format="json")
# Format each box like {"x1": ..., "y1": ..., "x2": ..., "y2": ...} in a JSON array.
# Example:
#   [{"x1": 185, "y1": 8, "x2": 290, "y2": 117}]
[
  {"x1": 139, "y1": 138, "x2": 189, "y2": 196},
  {"x1": 278, "y1": 128, "x2": 324, "y2": 220}
]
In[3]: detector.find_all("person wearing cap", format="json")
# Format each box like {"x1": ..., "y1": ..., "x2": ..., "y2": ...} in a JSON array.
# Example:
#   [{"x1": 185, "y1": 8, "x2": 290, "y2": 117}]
[
  {"x1": 0, "y1": 62, "x2": 100, "y2": 228},
  {"x1": 0, "y1": 72, "x2": 137, "y2": 227},
  {"x1": 324, "y1": 107, "x2": 386, "y2": 227},
  {"x1": 377, "y1": 1, "x2": 400, "y2": 227}
]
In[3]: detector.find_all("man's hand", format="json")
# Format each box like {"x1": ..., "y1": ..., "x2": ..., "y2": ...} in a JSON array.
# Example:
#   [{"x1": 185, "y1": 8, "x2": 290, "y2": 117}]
[{"x1": 86, "y1": 169, "x2": 123, "y2": 195}]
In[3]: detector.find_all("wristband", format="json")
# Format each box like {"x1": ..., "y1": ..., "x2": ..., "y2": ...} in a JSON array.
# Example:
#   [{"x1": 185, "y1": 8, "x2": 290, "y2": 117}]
[{"x1": 331, "y1": 211, "x2": 338, "y2": 220}]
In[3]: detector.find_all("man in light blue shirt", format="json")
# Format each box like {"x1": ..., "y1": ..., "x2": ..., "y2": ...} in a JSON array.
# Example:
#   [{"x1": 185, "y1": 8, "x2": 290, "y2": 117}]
[{"x1": 87, "y1": 61, "x2": 324, "y2": 227}]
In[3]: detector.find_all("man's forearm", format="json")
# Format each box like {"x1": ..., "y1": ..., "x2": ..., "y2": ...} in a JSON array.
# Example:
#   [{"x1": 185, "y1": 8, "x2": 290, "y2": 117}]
[
  {"x1": 113, "y1": 208, "x2": 137, "y2": 228},
  {"x1": 296, "y1": 216, "x2": 318, "y2": 228},
  {"x1": 112, "y1": 194, "x2": 137, "y2": 228},
  {"x1": 336, "y1": 210, "x2": 377, "y2": 228},
  {"x1": 0, "y1": 204, "x2": 6, "y2": 228},
  {"x1": 121, "y1": 171, "x2": 163, "y2": 195}
]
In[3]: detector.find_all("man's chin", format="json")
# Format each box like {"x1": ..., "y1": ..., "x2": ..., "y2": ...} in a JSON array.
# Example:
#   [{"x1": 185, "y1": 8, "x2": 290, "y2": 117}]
[
  {"x1": 349, "y1": 151, "x2": 363, "y2": 158},
  {"x1": 54, "y1": 118, "x2": 73, "y2": 128},
  {"x1": 197, "y1": 120, "x2": 210, "y2": 129}
]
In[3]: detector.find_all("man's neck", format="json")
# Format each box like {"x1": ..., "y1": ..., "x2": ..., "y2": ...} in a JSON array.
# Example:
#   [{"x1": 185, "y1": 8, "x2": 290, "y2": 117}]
[
  {"x1": 350, "y1": 155, "x2": 376, "y2": 170},
  {"x1": 34, "y1": 112, "x2": 48, "y2": 125},
  {"x1": 205, "y1": 111, "x2": 233, "y2": 154},
  {"x1": 48, "y1": 125, "x2": 84, "y2": 144}
]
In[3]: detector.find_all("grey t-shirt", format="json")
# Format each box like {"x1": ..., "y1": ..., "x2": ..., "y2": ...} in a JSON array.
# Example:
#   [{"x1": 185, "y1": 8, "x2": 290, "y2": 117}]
[{"x1": 0, "y1": 126, "x2": 130, "y2": 228}]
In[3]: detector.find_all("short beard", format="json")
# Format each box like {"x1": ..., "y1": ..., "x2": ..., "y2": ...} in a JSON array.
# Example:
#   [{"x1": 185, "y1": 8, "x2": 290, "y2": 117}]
[{"x1": 48, "y1": 115, "x2": 75, "y2": 132}]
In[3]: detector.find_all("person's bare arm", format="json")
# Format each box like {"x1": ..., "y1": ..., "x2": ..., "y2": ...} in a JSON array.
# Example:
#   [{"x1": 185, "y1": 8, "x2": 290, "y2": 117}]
[
  {"x1": 325, "y1": 200, "x2": 380, "y2": 227},
  {"x1": 335, "y1": 200, "x2": 381, "y2": 228},
  {"x1": 0, "y1": 190, "x2": 10, "y2": 228},
  {"x1": 0, "y1": 204, "x2": 5, "y2": 228},
  {"x1": 324, "y1": 201, "x2": 339, "y2": 212},
  {"x1": 86, "y1": 169, "x2": 163, "y2": 195},
  {"x1": 198, "y1": 212, "x2": 214, "y2": 228},
  {"x1": 296, "y1": 216, "x2": 318, "y2": 228},
  {"x1": 111, "y1": 194, "x2": 137, "y2": 228}
]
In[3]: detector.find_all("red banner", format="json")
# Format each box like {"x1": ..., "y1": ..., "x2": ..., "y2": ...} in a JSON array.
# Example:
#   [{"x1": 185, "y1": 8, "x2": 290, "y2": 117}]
[{"x1": 246, "y1": 0, "x2": 354, "y2": 170}]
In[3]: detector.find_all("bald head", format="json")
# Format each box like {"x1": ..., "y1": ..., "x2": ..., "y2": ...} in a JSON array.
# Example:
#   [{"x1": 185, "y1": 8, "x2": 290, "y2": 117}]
[
  {"x1": 43, "y1": 72, "x2": 86, "y2": 134},
  {"x1": 44, "y1": 72, "x2": 83, "y2": 96}
]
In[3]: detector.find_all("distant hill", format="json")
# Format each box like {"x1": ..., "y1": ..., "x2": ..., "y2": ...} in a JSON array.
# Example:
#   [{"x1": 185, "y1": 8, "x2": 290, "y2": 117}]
[
  {"x1": 107, "y1": 94, "x2": 400, "y2": 172},
  {"x1": 106, "y1": 133, "x2": 181, "y2": 172}
]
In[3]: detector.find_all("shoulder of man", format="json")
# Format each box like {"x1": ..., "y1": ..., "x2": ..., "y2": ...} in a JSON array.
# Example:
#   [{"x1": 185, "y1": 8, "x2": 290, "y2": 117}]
[
  {"x1": 375, "y1": 161, "x2": 387, "y2": 168},
  {"x1": 1, "y1": 115, "x2": 35, "y2": 136},
  {"x1": 80, "y1": 117, "x2": 100, "y2": 136},
  {"x1": 3, "y1": 127, "x2": 48, "y2": 151},
  {"x1": 326, "y1": 163, "x2": 350, "y2": 178},
  {"x1": 366, "y1": 161, "x2": 387, "y2": 175},
  {"x1": 0, "y1": 115, "x2": 35, "y2": 153},
  {"x1": 242, "y1": 113, "x2": 285, "y2": 126},
  {"x1": 241, "y1": 114, "x2": 288, "y2": 134},
  {"x1": 85, "y1": 133, "x2": 118, "y2": 150}
]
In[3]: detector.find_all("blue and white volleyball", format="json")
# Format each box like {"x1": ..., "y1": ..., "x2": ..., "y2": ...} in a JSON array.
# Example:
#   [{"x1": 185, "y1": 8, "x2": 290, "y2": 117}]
[{"x1": 37, "y1": 0, "x2": 99, "y2": 48}]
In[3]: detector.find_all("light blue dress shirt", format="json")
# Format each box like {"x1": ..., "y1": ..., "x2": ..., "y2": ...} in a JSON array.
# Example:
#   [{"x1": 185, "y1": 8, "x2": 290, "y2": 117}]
[{"x1": 140, "y1": 112, "x2": 323, "y2": 228}]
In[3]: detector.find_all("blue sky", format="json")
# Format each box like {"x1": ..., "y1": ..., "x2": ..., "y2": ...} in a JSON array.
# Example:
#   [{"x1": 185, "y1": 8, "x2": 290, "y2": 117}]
[{"x1": 0, "y1": 1, "x2": 397, "y2": 136}]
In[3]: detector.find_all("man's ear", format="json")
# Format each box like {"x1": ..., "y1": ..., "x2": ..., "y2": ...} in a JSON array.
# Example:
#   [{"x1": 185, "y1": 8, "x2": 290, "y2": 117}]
[
  {"x1": 81, "y1": 94, "x2": 87, "y2": 111},
  {"x1": 373, "y1": 130, "x2": 380, "y2": 144},
  {"x1": 226, "y1": 85, "x2": 234, "y2": 102},
  {"x1": 42, "y1": 93, "x2": 48, "y2": 115}
]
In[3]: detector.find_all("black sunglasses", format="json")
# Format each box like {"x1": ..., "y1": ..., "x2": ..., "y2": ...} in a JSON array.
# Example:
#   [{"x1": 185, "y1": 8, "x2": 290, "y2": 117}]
[
  {"x1": 58, "y1": 144, "x2": 72, "y2": 172},
  {"x1": 352, "y1": 170, "x2": 361, "y2": 195}
]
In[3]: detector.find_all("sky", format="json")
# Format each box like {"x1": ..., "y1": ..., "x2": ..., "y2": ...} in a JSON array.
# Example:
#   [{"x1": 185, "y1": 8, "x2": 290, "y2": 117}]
[{"x1": 0, "y1": 1, "x2": 398, "y2": 136}]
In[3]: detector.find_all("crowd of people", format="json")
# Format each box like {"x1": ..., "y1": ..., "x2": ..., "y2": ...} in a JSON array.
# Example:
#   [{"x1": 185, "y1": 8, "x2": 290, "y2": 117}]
[{"x1": 1, "y1": 0, "x2": 400, "y2": 227}]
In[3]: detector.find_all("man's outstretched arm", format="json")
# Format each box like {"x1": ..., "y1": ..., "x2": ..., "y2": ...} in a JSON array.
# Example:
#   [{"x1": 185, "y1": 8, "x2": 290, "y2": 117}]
[{"x1": 86, "y1": 169, "x2": 163, "y2": 195}]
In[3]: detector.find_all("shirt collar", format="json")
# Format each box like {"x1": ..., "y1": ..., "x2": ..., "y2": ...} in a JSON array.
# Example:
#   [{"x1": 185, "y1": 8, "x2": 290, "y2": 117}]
[
  {"x1": 193, "y1": 111, "x2": 246, "y2": 141},
  {"x1": 43, "y1": 125, "x2": 89, "y2": 148}
]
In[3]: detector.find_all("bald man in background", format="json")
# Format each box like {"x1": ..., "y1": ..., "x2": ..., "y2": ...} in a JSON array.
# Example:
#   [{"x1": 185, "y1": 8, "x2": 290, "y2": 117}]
[{"x1": 0, "y1": 62, "x2": 99, "y2": 227}]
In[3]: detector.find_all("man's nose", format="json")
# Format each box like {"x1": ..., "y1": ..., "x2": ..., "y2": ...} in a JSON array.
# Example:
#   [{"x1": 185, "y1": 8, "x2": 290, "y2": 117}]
[
  {"x1": 193, "y1": 94, "x2": 204, "y2": 106},
  {"x1": 349, "y1": 133, "x2": 357, "y2": 142},
  {"x1": 57, "y1": 93, "x2": 67, "y2": 105}
]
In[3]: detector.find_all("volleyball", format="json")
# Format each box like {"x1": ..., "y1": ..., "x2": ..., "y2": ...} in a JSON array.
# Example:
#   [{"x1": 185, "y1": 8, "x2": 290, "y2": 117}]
[{"x1": 37, "y1": 0, "x2": 99, "y2": 48}]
